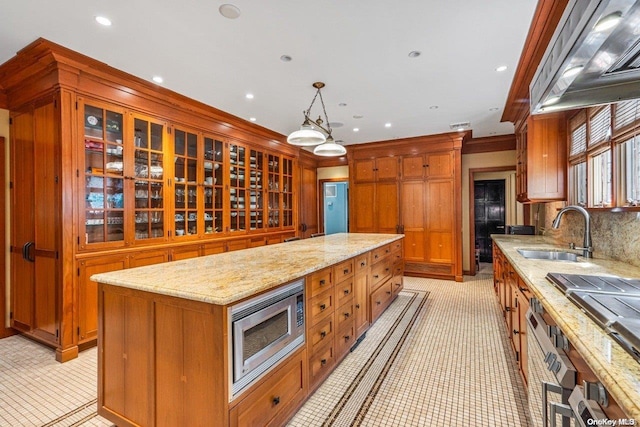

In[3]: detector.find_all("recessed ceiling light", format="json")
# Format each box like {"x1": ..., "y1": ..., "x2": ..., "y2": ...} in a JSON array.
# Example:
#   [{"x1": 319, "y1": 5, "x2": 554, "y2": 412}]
[
  {"x1": 95, "y1": 16, "x2": 112, "y2": 26},
  {"x1": 249, "y1": 117, "x2": 256, "y2": 122},
  {"x1": 219, "y1": 4, "x2": 241, "y2": 19},
  {"x1": 495, "y1": 65, "x2": 508, "y2": 72},
  {"x1": 152, "y1": 76, "x2": 163, "y2": 84},
  {"x1": 339, "y1": 103, "x2": 347, "y2": 107},
  {"x1": 353, "y1": 128, "x2": 359, "y2": 132},
  {"x1": 245, "y1": 93, "x2": 254, "y2": 99},
  {"x1": 280, "y1": 55, "x2": 292, "y2": 62},
  {"x1": 385, "y1": 123, "x2": 392, "y2": 128},
  {"x1": 408, "y1": 51, "x2": 421, "y2": 58},
  {"x1": 429, "y1": 105, "x2": 439, "y2": 110},
  {"x1": 353, "y1": 114, "x2": 363, "y2": 119}
]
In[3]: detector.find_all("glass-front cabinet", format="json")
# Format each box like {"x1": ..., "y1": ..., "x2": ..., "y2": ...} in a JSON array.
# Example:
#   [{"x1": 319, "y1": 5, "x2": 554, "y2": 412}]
[
  {"x1": 267, "y1": 155, "x2": 295, "y2": 230},
  {"x1": 204, "y1": 136, "x2": 224, "y2": 234},
  {"x1": 132, "y1": 114, "x2": 167, "y2": 242},
  {"x1": 173, "y1": 128, "x2": 198, "y2": 237},
  {"x1": 81, "y1": 101, "x2": 126, "y2": 248}
]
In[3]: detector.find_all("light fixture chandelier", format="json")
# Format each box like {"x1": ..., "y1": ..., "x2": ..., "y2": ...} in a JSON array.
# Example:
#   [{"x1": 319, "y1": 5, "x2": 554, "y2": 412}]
[
  {"x1": 313, "y1": 135, "x2": 346, "y2": 156},
  {"x1": 288, "y1": 82, "x2": 335, "y2": 147}
]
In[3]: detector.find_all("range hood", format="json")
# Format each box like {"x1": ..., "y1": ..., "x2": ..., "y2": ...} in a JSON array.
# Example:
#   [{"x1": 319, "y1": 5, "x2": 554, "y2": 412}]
[{"x1": 530, "y1": 0, "x2": 640, "y2": 114}]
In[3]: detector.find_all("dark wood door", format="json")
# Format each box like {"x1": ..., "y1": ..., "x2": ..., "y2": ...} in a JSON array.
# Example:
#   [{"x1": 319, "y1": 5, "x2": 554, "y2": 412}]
[{"x1": 474, "y1": 179, "x2": 505, "y2": 263}]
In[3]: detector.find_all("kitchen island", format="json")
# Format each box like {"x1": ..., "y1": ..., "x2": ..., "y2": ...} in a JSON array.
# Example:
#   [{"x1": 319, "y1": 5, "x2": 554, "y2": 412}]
[
  {"x1": 92, "y1": 233, "x2": 404, "y2": 427},
  {"x1": 492, "y1": 235, "x2": 640, "y2": 422}
]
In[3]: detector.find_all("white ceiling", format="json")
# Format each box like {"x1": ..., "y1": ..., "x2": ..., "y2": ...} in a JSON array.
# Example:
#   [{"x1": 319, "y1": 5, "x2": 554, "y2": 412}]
[{"x1": 0, "y1": 0, "x2": 538, "y2": 145}]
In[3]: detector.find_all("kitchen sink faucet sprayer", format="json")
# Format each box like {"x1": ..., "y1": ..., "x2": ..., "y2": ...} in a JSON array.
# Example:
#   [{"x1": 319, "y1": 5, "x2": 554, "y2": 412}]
[{"x1": 551, "y1": 205, "x2": 593, "y2": 258}]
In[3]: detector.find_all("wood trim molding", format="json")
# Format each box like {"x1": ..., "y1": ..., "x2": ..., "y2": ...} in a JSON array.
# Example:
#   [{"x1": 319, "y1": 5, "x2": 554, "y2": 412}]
[
  {"x1": 347, "y1": 132, "x2": 466, "y2": 160},
  {"x1": 501, "y1": 0, "x2": 570, "y2": 124},
  {"x1": 462, "y1": 134, "x2": 516, "y2": 155},
  {"x1": 0, "y1": 136, "x2": 15, "y2": 339}
]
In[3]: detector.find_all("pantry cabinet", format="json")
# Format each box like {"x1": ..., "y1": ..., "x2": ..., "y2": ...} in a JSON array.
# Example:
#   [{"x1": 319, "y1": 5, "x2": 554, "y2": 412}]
[
  {"x1": 349, "y1": 135, "x2": 462, "y2": 281},
  {"x1": 1, "y1": 38, "x2": 299, "y2": 361}
]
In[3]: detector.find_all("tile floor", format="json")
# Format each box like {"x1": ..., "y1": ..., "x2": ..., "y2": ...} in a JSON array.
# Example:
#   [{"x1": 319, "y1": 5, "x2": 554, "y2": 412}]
[{"x1": 0, "y1": 264, "x2": 532, "y2": 427}]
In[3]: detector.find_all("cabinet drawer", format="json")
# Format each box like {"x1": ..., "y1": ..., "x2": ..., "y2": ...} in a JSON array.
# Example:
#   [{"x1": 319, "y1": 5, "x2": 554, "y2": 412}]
[
  {"x1": 390, "y1": 239, "x2": 403, "y2": 254},
  {"x1": 335, "y1": 300, "x2": 354, "y2": 332},
  {"x1": 392, "y1": 275, "x2": 403, "y2": 297},
  {"x1": 371, "y1": 280, "x2": 393, "y2": 321},
  {"x1": 308, "y1": 315, "x2": 334, "y2": 354},
  {"x1": 231, "y1": 349, "x2": 306, "y2": 427},
  {"x1": 371, "y1": 245, "x2": 391, "y2": 264},
  {"x1": 333, "y1": 259, "x2": 354, "y2": 283},
  {"x1": 355, "y1": 253, "x2": 370, "y2": 272},
  {"x1": 308, "y1": 288, "x2": 334, "y2": 325},
  {"x1": 309, "y1": 344, "x2": 335, "y2": 389},
  {"x1": 371, "y1": 259, "x2": 392, "y2": 289},
  {"x1": 335, "y1": 324, "x2": 355, "y2": 359},
  {"x1": 308, "y1": 268, "x2": 333, "y2": 298},
  {"x1": 335, "y1": 278, "x2": 354, "y2": 307}
]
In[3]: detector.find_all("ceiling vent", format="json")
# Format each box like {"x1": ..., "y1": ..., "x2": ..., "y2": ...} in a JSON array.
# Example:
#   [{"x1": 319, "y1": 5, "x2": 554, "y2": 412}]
[
  {"x1": 531, "y1": 0, "x2": 640, "y2": 114},
  {"x1": 450, "y1": 121, "x2": 471, "y2": 130}
]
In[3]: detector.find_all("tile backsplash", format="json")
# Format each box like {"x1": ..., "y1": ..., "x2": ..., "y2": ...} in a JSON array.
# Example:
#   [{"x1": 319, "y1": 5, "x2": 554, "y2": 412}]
[{"x1": 541, "y1": 202, "x2": 640, "y2": 268}]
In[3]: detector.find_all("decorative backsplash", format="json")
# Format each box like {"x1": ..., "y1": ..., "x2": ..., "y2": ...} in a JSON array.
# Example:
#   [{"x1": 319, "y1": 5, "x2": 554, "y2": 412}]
[{"x1": 542, "y1": 202, "x2": 640, "y2": 268}]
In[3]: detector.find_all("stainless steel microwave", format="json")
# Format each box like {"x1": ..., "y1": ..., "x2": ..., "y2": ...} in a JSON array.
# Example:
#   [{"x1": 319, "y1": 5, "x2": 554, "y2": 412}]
[{"x1": 228, "y1": 279, "x2": 305, "y2": 399}]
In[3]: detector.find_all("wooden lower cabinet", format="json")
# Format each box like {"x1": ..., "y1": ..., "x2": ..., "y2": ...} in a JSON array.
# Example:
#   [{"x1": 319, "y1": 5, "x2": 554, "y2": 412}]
[{"x1": 99, "y1": 242, "x2": 404, "y2": 426}]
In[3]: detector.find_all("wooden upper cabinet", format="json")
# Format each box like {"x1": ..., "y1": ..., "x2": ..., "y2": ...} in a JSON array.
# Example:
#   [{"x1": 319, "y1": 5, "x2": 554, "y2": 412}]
[
  {"x1": 353, "y1": 157, "x2": 398, "y2": 182},
  {"x1": 517, "y1": 114, "x2": 567, "y2": 202},
  {"x1": 402, "y1": 156, "x2": 425, "y2": 179},
  {"x1": 401, "y1": 152, "x2": 452, "y2": 179}
]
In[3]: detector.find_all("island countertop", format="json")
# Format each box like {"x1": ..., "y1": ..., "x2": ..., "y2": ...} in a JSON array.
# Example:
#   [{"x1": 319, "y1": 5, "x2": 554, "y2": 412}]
[
  {"x1": 492, "y1": 234, "x2": 640, "y2": 421},
  {"x1": 91, "y1": 233, "x2": 403, "y2": 306}
]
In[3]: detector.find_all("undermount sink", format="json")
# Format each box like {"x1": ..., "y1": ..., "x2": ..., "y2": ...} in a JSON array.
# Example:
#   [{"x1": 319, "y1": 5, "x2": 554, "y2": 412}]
[{"x1": 517, "y1": 249, "x2": 579, "y2": 262}]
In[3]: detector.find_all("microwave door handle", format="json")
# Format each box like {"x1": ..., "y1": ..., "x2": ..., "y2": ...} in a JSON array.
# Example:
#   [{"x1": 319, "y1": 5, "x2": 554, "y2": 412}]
[
  {"x1": 542, "y1": 381, "x2": 564, "y2": 427},
  {"x1": 549, "y1": 402, "x2": 573, "y2": 427}
]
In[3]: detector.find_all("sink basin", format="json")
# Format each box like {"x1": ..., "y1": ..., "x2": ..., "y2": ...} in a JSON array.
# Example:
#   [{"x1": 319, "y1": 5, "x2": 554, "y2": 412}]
[{"x1": 517, "y1": 249, "x2": 579, "y2": 262}]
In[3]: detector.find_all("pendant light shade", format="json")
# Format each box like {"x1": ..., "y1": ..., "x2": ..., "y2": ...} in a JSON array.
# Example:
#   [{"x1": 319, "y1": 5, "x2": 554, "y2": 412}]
[
  {"x1": 287, "y1": 123, "x2": 326, "y2": 146},
  {"x1": 313, "y1": 137, "x2": 347, "y2": 156},
  {"x1": 287, "y1": 82, "x2": 345, "y2": 155}
]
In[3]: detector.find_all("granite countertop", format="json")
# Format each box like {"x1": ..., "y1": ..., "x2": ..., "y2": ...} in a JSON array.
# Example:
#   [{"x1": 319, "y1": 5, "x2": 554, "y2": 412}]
[
  {"x1": 492, "y1": 234, "x2": 640, "y2": 420},
  {"x1": 91, "y1": 233, "x2": 403, "y2": 306}
]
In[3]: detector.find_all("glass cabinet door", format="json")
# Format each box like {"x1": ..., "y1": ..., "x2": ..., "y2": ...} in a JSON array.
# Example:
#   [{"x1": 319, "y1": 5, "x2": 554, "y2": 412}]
[
  {"x1": 174, "y1": 129, "x2": 198, "y2": 237},
  {"x1": 229, "y1": 144, "x2": 247, "y2": 232},
  {"x1": 82, "y1": 102, "x2": 125, "y2": 247},
  {"x1": 267, "y1": 154, "x2": 280, "y2": 229},
  {"x1": 133, "y1": 115, "x2": 166, "y2": 242},
  {"x1": 204, "y1": 136, "x2": 224, "y2": 234},
  {"x1": 248, "y1": 149, "x2": 264, "y2": 231},
  {"x1": 282, "y1": 157, "x2": 294, "y2": 228}
]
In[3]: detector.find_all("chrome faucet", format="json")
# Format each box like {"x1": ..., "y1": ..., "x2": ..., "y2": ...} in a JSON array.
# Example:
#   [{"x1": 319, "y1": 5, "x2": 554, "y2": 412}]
[{"x1": 551, "y1": 205, "x2": 593, "y2": 258}]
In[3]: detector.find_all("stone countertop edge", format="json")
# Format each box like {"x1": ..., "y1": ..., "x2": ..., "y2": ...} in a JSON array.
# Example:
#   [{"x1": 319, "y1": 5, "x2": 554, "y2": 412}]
[
  {"x1": 492, "y1": 234, "x2": 640, "y2": 421},
  {"x1": 91, "y1": 233, "x2": 404, "y2": 306}
]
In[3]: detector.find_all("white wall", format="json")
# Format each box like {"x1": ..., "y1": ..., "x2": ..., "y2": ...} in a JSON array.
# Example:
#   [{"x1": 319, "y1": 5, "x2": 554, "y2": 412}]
[{"x1": 317, "y1": 166, "x2": 348, "y2": 180}]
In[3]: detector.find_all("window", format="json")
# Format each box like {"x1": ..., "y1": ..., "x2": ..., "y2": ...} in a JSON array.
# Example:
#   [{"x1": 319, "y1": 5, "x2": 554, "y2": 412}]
[
  {"x1": 569, "y1": 161, "x2": 587, "y2": 207},
  {"x1": 568, "y1": 111, "x2": 587, "y2": 206},
  {"x1": 619, "y1": 136, "x2": 640, "y2": 206},
  {"x1": 589, "y1": 150, "x2": 612, "y2": 207}
]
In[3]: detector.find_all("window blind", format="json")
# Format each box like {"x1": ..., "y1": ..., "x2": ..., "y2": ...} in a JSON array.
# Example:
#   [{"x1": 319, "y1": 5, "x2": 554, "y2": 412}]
[
  {"x1": 614, "y1": 99, "x2": 640, "y2": 133},
  {"x1": 569, "y1": 111, "x2": 587, "y2": 156},
  {"x1": 588, "y1": 107, "x2": 611, "y2": 148}
]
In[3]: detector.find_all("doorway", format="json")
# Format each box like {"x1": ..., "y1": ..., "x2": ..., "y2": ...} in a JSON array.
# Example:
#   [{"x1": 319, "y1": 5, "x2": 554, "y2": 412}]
[
  {"x1": 474, "y1": 179, "x2": 505, "y2": 263},
  {"x1": 322, "y1": 181, "x2": 348, "y2": 235}
]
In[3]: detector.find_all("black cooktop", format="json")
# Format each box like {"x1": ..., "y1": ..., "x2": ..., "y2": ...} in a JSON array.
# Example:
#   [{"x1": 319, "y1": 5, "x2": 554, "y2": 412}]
[
  {"x1": 546, "y1": 273, "x2": 640, "y2": 363},
  {"x1": 546, "y1": 273, "x2": 640, "y2": 295}
]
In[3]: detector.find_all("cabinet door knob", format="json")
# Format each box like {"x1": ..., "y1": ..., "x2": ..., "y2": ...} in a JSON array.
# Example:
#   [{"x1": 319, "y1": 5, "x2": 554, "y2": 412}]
[
  {"x1": 320, "y1": 304, "x2": 326, "y2": 311},
  {"x1": 513, "y1": 329, "x2": 520, "y2": 335},
  {"x1": 373, "y1": 274, "x2": 379, "y2": 279},
  {"x1": 386, "y1": 291, "x2": 391, "y2": 295},
  {"x1": 376, "y1": 301, "x2": 381, "y2": 305},
  {"x1": 344, "y1": 335, "x2": 350, "y2": 341},
  {"x1": 356, "y1": 304, "x2": 360, "y2": 309},
  {"x1": 344, "y1": 289, "x2": 350, "y2": 295},
  {"x1": 343, "y1": 268, "x2": 349, "y2": 274},
  {"x1": 320, "y1": 330, "x2": 326, "y2": 338},
  {"x1": 320, "y1": 279, "x2": 326, "y2": 286},
  {"x1": 344, "y1": 312, "x2": 350, "y2": 318},
  {"x1": 360, "y1": 262, "x2": 366, "y2": 267},
  {"x1": 272, "y1": 396, "x2": 280, "y2": 406}
]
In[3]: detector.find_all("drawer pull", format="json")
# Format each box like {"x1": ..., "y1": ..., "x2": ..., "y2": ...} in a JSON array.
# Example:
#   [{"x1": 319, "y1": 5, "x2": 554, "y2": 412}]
[
  {"x1": 272, "y1": 396, "x2": 280, "y2": 406},
  {"x1": 519, "y1": 287, "x2": 528, "y2": 293},
  {"x1": 386, "y1": 291, "x2": 391, "y2": 295},
  {"x1": 344, "y1": 335, "x2": 351, "y2": 341},
  {"x1": 373, "y1": 274, "x2": 379, "y2": 279},
  {"x1": 375, "y1": 254, "x2": 379, "y2": 259},
  {"x1": 320, "y1": 330, "x2": 326, "y2": 338},
  {"x1": 513, "y1": 329, "x2": 519, "y2": 335},
  {"x1": 321, "y1": 358, "x2": 327, "y2": 366},
  {"x1": 320, "y1": 279, "x2": 326, "y2": 286},
  {"x1": 376, "y1": 301, "x2": 381, "y2": 305},
  {"x1": 385, "y1": 267, "x2": 390, "y2": 272},
  {"x1": 343, "y1": 312, "x2": 350, "y2": 318},
  {"x1": 385, "y1": 249, "x2": 390, "y2": 253},
  {"x1": 320, "y1": 304, "x2": 326, "y2": 311},
  {"x1": 395, "y1": 283, "x2": 401, "y2": 287},
  {"x1": 360, "y1": 262, "x2": 366, "y2": 267},
  {"x1": 356, "y1": 304, "x2": 360, "y2": 309},
  {"x1": 344, "y1": 289, "x2": 350, "y2": 295},
  {"x1": 343, "y1": 268, "x2": 349, "y2": 274}
]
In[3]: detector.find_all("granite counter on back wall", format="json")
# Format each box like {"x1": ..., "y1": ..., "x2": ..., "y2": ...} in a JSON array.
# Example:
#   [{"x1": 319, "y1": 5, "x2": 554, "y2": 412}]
[
  {"x1": 493, "y1": 234, "x2": 640, "y2": 421},
  {"x1": 91, "y1": 233, "x2": 403, "y2": 305}
]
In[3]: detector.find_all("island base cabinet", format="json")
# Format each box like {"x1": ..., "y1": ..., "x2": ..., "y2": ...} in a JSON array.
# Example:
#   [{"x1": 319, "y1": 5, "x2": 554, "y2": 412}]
[
  {"x1": 229, "y1": 348, "x2": 307, "y2": 427},
  {"x1": 371, "y1": 280, "x2": 394, "y2": 322},
  {"x1": 309, "y1": 343, "x2": 336, "y2": 391},
  {"x1": 99, "y1": 287, "x2": 154, "y2": 427}
]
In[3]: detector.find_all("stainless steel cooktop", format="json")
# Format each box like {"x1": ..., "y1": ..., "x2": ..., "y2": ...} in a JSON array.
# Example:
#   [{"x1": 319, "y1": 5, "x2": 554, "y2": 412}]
[{"x1": 546, "y1": 273, "x2": 640, "y2": 363}]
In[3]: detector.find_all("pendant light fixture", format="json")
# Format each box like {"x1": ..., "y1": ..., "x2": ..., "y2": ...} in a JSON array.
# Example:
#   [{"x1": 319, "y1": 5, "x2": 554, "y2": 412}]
[
  {"x1": 313, "y1": 135, "x2": 346, "y2": 156},
  {"x1": 288, "y1": 82, "x2": 335, "y2": 148}
]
